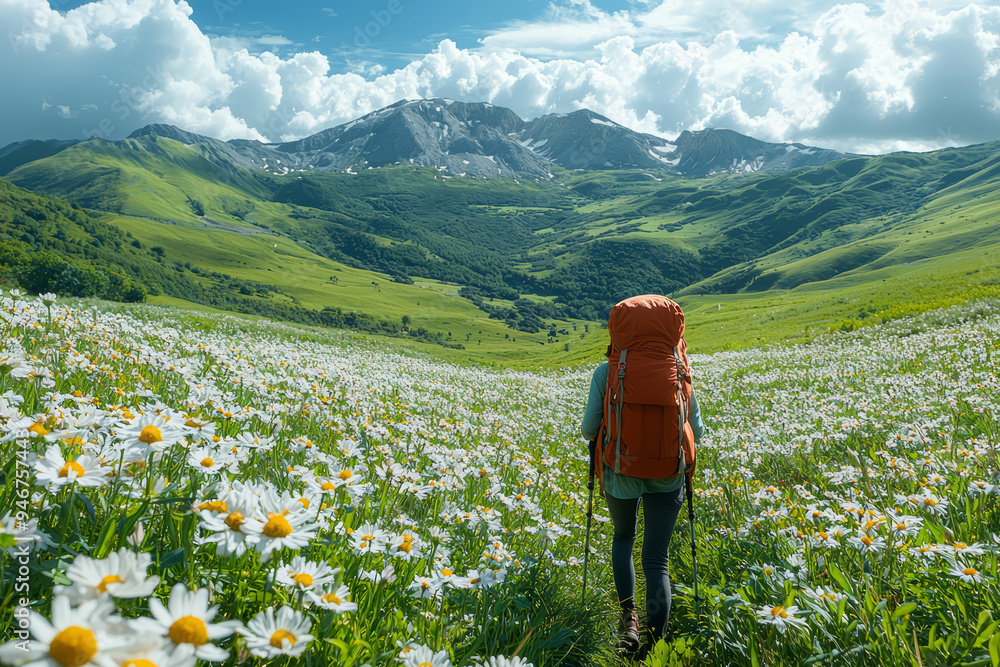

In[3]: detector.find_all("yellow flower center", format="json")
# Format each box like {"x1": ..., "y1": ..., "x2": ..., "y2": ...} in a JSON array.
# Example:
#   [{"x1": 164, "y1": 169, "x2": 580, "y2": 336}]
[
  {"x1": 895, "y1": 523, "x2": 906, "y2": 531},
  {"x1": 362, "y1": 534, "x2": 375, "y2": 542},
  {"x1": 58, "y1": 461, "x2": 85, "y2": 478},
  {"x1": 297, "y1": 498, "x2": 309, "y2": 509},
  {"x1": 28, "y1": 422, "x2": 49, "y2": 437},
  {"x1": 197, "y1": 501, "x2": 228, "y2": 513},
  {"x1": 763, "y1": 567, "x2": 773, "y2": 575},
  {"x1": 263, "y1": 514, "x2": 293, "y2": 538},
  {"x1": 441, "y1": 568, "x2": 453, "y2": 577},
  {"x1": 138, "y1": 425, "x2": 162, "y2": 444},
  {"x1": 168, "y1": 615, "x2": 209, "y2": 646},
  {"x1": 419, "y1": 663, "x2": 432, "y2": 667},
  {"x1": 924, "y1": 497, "x2": 937, "y2": 506},
  {"x1": 470, "y1": 577, "x2": 480, "y2": 584},
  {"x1": 817, "y1": 531, "x2": 828, "y2": 541},
  {"x1": 292, "y1": 573, "x2": 313, "y2": 587},
  {"x1": 770, "y1": 606, "x2": 789, "y2": 619},
  {"x1": 963, "y1": 567, "x2": 978, "y2": 576},
  {"x1": 96, "y1": 574, "x2": 124, "y2": 593},
  {"x1": 225, "y1": 511, "x2": 245, "y2": 533},
  {"x1": 861, "y1": 536, "x2": 873, "y2": 546},
  {"x1": 954, "y1": 542, "x2": 967, "y2": 550},
  {"x1": 323, "y1": 593, "x2": 342, "y2": 604},
  {"x1": 200, "y1": 457, "x2": 215, "y2": 468},
  {"x1": 48, "y1": 626, "x2": 97, "y2": 667},
  {"x1": 339, "y1": 469, "x2": 352, "y2": 480},
  {"x1": 269, "y1": 629, "x2": 296, "y2": 649},
  {"x1": 398, "y1": 541, "x2": 413, "y2": 553},
  {"x1": 123, "y1": 660, "x2": 158, "y2": 667},
  {"x1": 321, "y1": 482, "x2": 336, "y2": 491}
]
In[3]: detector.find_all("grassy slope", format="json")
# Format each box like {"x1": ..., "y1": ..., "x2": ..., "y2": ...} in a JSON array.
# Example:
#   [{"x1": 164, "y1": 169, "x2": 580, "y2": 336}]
[{"x1": 106, "y1": 210, "x2": 605, "y2": 365}]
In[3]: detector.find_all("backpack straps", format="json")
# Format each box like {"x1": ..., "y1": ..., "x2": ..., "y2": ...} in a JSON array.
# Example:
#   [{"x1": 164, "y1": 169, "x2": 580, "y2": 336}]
[
  {"x1": 674, "y1": 345, "x2": 688, "y2": 475},
  {"x1": 612, "y1": 349, "x2": 627, "y2": 474}
]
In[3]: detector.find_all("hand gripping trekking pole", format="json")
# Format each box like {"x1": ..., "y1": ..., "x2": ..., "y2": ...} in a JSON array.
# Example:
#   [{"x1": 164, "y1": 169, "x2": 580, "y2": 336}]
[
  {"x1": 582, "y1": 438, "x2": 597, "y2": 603},
  {"x1": 686, "y1": 474, "x2": 701, "y2": 602}
]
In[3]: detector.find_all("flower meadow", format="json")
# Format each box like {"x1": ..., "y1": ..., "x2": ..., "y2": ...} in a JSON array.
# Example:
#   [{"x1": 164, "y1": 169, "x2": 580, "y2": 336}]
[{"x1": 0, "y1": 291, "x2": 998, "y2": 667}]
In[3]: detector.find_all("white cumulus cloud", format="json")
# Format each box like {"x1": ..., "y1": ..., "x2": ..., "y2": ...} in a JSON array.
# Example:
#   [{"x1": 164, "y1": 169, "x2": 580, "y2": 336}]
[{"x1": 0, "y1": 0, "x2": 997, "y2": 154}]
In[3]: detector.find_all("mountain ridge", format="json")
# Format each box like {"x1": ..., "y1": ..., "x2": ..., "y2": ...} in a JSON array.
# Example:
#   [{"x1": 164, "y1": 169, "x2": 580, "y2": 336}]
[{"x1": 1, "y1": 98, "x2": 857, "y2": 181}]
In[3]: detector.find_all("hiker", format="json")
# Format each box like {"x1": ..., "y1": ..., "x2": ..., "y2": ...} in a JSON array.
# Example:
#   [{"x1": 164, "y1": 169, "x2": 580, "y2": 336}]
[{"x1": 580, "y1": 295, "x2": 705, "y2": 655}]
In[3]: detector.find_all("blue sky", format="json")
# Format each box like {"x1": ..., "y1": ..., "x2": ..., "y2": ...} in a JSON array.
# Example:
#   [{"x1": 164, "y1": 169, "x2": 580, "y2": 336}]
[
  {"x1": 54, "y1": 0, "x2": 608, "y2": 66},
  {"x1": 2, "y1": 0, "x2": 998, "y2": 153}
]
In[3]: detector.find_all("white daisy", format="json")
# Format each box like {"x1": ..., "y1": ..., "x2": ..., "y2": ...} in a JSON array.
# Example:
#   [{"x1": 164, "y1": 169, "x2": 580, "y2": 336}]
[
  {"x1": 408, "y1": 574, "x2": 443, "y2": 599},
  {"x1": 0, "y1": 596, "x2": 128, "y2": 667},
  {"x1": 969, "y1": 480, "x2": 997, "y2": 495},
  {"x1": 401, "y1": 645, "x2": 452, "y2": 667},
  {"x1": 105, "y1": 636, "x2": 197, "y2": 667},
  {"x1": 847, "y1": 530, "x2": 886, "y2": 554},
  {"x1": 57, "y1": 549, "x2": 160, "y2": 604},
  {"x1": 475, "y1": 657, "x2": 534, "y2": 667},
  {"x1": 34, "y1": 445, "x2": 109, "y2": 490},
  {"x1": 185, "y1": 446, "x2": 231, "y2": 476},
  {"x1": 388, "y1": 531, "x2": 426, "y2": 560},
  {"x1": 249, "y1": 490, "x2": 320, "y2": 563},
  {"x1": 308, "y1": 584, "x2": 358, "y2": 614},
  {"x1": 949, "y1": 542, "x2": 987, "y2": 558},
  {"x1": 802, "y1": 586, "x2": 848, "y2": 605},
  {"x1": 359, "y1": 564, "x2": 397, "y2": 584},
  {"x1": 242, "y1": 607, "x2": 313, "y2": 659},
  {"x1": 273, "y1": 557, "x2": 338, "y2": 593},
  {"x1": 195, "y1": 485, "x2": 263, "y2": 557},
  {"x1": 131, "y1": 584, "x2": 242, "y2": 662},
  {"x1": 349, "y1": 522, "x2": 389, "y2": 555},
  {"x1": 755, "y1": 604, "x2": 809, "y2": 633},
  {"x1": 113, "y1": 414, "x2": 184, "y2": 459},
  {"x1": 950, "y1": 564, "x2": 984, "y2": 583},
  {"x1": 1, "y1": 513, "x2": 54, "y2": 556}
]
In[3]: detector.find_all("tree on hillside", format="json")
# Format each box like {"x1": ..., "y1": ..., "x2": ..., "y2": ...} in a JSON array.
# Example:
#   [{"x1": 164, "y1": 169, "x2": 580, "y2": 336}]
[{"x1": 0, "y1": 241, "x2": 27, "y2": 284}]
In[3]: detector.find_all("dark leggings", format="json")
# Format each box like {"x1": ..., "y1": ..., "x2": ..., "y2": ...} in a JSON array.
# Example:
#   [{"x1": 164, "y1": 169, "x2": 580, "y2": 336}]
[{"x1": 605, "y1": 486, "x2": 685, "y2": 640}]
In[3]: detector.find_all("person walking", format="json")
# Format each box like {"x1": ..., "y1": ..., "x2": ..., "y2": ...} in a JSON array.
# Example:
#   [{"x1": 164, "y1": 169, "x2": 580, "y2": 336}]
[{"x1": 580, "y1": 295, "x2": 704, "y2": 654}]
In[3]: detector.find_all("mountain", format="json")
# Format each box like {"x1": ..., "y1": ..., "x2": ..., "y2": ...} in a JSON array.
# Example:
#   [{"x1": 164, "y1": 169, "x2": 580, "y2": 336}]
[
  {"x1": 0, "y1": 138, "x2": 81, "y2": 177},
  {"x1": 517, "y1": 109, "x2": 680, "y2": 171},
  {"x1": 77, "y1": 98, "x2": 853, "y2": 181},
  {"x1": 270, "y1": 99, "x2": 555, "y2": 179},
  {"x1": 669, "y1": 128, "x2": 854, "y2": 176}
]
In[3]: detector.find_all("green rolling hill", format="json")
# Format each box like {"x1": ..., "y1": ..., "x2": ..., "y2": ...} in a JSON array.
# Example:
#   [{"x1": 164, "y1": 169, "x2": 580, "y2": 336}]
[{"x1": 2, "y1": 125, "x2": 1000, "y2": 364}]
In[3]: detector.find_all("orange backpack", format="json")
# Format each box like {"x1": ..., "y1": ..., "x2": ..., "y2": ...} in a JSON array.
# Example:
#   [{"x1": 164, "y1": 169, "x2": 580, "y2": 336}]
[{"x1": 598, "y1": 295, "x2": 696, "y2": 485}]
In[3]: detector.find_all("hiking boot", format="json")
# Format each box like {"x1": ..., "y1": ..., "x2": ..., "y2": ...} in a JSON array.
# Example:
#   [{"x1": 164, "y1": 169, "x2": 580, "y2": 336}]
[{"x1": 615, "y1": 609, "x2": 641, "y2": 657}]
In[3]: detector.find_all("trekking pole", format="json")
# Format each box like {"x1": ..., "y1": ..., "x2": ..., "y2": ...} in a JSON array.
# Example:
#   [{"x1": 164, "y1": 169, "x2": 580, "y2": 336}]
[
  {"x1": 685, "y1": 474, "x2": 700, "y2": 602},
  {"x1": 582, "y1": 438, "x2": 597, "y2": 603}
]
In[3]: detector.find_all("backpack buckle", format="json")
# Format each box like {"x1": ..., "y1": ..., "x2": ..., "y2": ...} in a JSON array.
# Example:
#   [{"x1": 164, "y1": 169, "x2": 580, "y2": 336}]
[{"x1": 617, "y1": 349, "x2": 627, "y2": 379}]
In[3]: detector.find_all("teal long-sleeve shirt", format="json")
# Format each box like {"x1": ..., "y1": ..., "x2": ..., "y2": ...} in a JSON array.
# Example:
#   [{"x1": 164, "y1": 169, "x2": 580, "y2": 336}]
[{"x1": 581, "y1": 362, "x2": 705, "y2": 498}]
